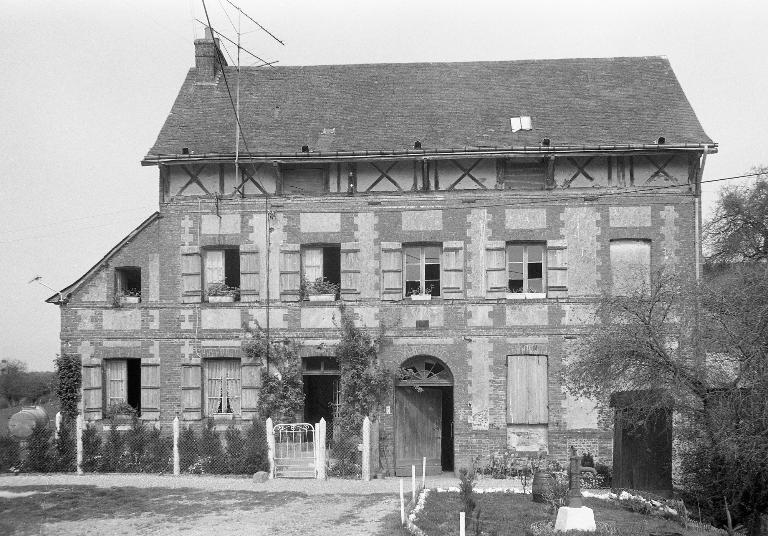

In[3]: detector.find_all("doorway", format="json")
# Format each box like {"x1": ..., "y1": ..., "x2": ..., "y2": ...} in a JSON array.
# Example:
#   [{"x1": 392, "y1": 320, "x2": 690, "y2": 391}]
[
  {"x1": 302, "y1": 356, "x2": 340, "y2": 436},
  {"x1": 395, "y1": 355, "x2": 454, "y2": 476}
]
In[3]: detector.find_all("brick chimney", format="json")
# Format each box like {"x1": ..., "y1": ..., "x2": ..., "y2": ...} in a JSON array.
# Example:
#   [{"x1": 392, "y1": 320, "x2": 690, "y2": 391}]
[{"x1": 194, "y1": 27, "x2": 227, "y2": 81}]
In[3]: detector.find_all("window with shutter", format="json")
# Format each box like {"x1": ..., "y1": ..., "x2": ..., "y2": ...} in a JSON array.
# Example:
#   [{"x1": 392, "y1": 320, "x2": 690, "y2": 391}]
[
  {"x1": 239, "y1": 244, "x2": 260, "y2": 302},
  {"x1": 441, "y1": 241, "x2": 465, "y2": 299},
  {"x1": 203, "y1": 248, "x2": 240, "y2": 301},
  {"x1": 507, "y1": 355, "x2": 548, "y2": 424},
  {"x1": 506, "y1": 242, "x2": 546, "y2": 298},
  {"x1": 82, "y1": 364, "x2": 103, "y2": 420},
  {"x1": 404, "y1": 245, "x2": 441, "y2": 297},
  {"x1": 380, "y1": 242, "x2": 403, "y2": 301},
  {"x1": 485, "y1": 240, "x2": 507, "y2": 298},
  {"x1": 546, "y1": 241, "x2": 567, "y2": 297},
  {"x1": 105, "y1": 358, "x2": 141, "y2": 414},
  {"x1": 181, "y1": 246, "x2": 202, "y2": 302},
  {"x1": 340, "y1": 242, "x2": 360, "y2": 299},
  {"x1": 280, "y1": 245, "x2": 301, "y2": 301},
  {"x1": 300, "y1": 245, "x2": 342, "y2": 299},
  {"x1": 241, "y1": 361, "x2": 261, "y2": 419},
  {"x1": 205, "y1": 359, "x2": 241, "y2": 416},
  {"x1": 181, "y1": 364, "x2": 202, "y2": 420},
  {"x1": 140, "y1": 362, "x2": 160, "y2": 420}
]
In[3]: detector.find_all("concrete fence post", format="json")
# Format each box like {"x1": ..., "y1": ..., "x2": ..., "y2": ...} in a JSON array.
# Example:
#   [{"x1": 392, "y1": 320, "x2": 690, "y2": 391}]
[
  {"x1": 173, "y1": 416, "x2": 180, "y2": 476},
  {"x1": 75, "y1": 414, "x2": 83, "y2": 476},
  {"x1": 266, "y1": 417, "x2": 275, "y2": 479},
  {"x1": 362, "y1": 416, "x2": 371, "y2": 481},
  {"x1": 55, "y1": 412, "x2": 62, "y2": 441},
  {"x1": 316, "y1": 418, "x2": 326, "y2": 480}
]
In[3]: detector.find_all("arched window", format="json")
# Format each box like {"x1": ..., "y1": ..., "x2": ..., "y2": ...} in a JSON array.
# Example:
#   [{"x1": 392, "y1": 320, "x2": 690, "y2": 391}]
[{"x1": 397, "y1": 355, "x2": 453, "y2": 386}]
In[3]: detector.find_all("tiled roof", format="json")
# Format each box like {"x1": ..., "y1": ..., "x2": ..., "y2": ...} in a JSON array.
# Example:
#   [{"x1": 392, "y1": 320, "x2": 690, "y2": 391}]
[{"x1": 145, "y1": 56, "x2": 713, "y2": 160}]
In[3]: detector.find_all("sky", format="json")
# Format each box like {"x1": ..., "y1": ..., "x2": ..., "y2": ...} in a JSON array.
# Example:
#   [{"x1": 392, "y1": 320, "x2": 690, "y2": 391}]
[{"x1": 2, "y1": 0, "x2": 767, "y2": 371}]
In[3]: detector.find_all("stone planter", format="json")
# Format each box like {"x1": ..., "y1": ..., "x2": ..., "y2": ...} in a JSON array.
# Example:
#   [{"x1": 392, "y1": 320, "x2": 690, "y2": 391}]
[
  {"x1": 308, "y1": 294, "x2": 336, "y2": 302},
  {"x1": 213, "y1": 413, "x2": 234, "y2": 421},
  {"x1": 120, "y1": 296, "x2": 140, "y2": 304},
  {"x1": 506, "y1": 292, "x2": 546, "y2": 300},
  {"x1": 410, "y1": 294, "x2": 432, "y2": 301},
  {"x1": 209, "y1": 295, "x2": 235, "y2": 303}
]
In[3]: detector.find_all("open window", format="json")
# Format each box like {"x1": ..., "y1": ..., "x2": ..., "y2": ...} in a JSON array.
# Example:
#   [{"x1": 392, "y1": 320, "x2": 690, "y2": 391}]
[
  {"x1": 205, "y1": 359, "x2": 241, "y2": 416},
  {"x1": 301, "y1": 245, "x2": 341, "y2": 299},
  {"x1": 105, "y1": 358, "x2": 141, "y2": 414},
  {"x1": 115, "y1": 267, "x2": 141, "y2": 303},
  {"x1": 203, "y1": 248, "x2": 240, "y2": 301},
  {"x1": 404, "y1": 245, "x2": 441, "y2": 298},
  {"x1": 506, "y1": 242, "x2": 546, "y2": 298}
]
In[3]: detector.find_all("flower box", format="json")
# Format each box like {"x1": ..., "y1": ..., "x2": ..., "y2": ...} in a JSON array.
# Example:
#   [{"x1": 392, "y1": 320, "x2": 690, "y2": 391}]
[
  {"x1": 209, "y1": 295, "x2": 235, "y2": 303},
  {"x1": 308, "y1": 294, "x2": 336, "y2": 302},
  {"x1": 212, "y1": 413, "x2": 234, "y2": 421},
  {"x1": 120, "y1": 296, "x2": 140, "y2": 304},
  {"x1": 410, "y1": 294, "x2": 432, "y2": 301}
]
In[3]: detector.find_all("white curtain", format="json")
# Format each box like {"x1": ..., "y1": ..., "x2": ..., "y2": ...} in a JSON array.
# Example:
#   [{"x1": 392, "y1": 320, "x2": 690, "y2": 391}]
[
  {"x1": 204, "y1": 249, "x2": 225, "y2": 288},
  {"x1": 302, "y1": 248, "x2": 323, "y2": 282},
  {"x1": 106, "y1": 359, "x2": 127, "y2": 406},
  {"x1": 206, "y1": 359, "x2": 241, "y2": 415}
]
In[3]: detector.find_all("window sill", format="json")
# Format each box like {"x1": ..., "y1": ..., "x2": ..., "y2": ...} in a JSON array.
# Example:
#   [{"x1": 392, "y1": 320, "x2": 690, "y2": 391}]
[
  {"x1": 212, "y1": 413, "x2": 235, "y2": 421},
  {"x1": 208, "y1": 296, "x2": 237, "y2": 303},
  {"x1": 307, "y1": 294, "x2": 337, "y2": 302},
  {"x1": 409, "y1": 294, "x2": 433, "y2": 301},
  {"x1": 119, "y1": 296, "x2": 141, "y2": 305},
  {"x1": 506, "y1": 293, "x2": 547, "y2": 300}
]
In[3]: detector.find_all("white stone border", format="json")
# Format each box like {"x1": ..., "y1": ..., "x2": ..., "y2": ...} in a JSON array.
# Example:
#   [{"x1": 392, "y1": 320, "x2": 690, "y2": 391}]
[{"x1": 405, "y1": 488, "x2": 429, "y2": 536}]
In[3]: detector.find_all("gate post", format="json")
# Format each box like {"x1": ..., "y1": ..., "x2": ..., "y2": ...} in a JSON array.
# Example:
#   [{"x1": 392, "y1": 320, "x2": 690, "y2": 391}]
[
  {"x1": 173, "y1": 416, "x2": 180, "y2": 476},
  {"x1": 76, "y1": 414, "x2": 83, "y2": 476},
  {"x1": 266, "y1": 417, "x2": 275, "y2": 479},
  {"x1": 316, "y1": 418, "x2": 326, "y2": 480},
  {"x1": 362, "y1": 416, "x2": 371, "y2": 481}
]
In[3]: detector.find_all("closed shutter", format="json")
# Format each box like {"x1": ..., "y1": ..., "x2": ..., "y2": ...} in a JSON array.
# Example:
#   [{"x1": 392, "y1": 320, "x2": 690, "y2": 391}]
[
  {"x1": 441, "y1": 241, "x2": 465, "y2": 299},
  {"x1": 546, "y1": 240, "x2": 568, "y2": 298},
  {"x1": 181, "y1": 364, "x2": 202, "y2": 420},
  {"x1": 181, "y1": 246, "x2": 202, "y2": 303},
  {"x1": 82, "y1": 364, "x2": 103, "y2": 421},
  {"x1": 280, "y1": 244, "x2": 301, "y2": 301},
  {"x1": 240, "y1": 244, "x2": 260, "y2": 302},
  {"x1": 340, "y1": 242, "x2": 361, "y2": 299},
  {"x1": 241, "y1": 361, "x2": 261, "y2": 420},
  {"x1": 507, "y1": 355, "x2": 548, "y2": 424},
  {"x1": 485, "y1": 240, "x2": 507, "y2": 298},
  {"x1": 381, "y1": 242, "x2": 403, "y2": 301},
  {"x1": 140, "y1": 362, "x2": 160, "y2": 420}
]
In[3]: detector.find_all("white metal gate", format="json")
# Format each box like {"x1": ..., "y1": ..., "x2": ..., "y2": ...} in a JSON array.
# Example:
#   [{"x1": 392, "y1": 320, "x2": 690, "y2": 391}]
[{"x1": 273, "y1": 423, "x2": 316, "y2": 478}]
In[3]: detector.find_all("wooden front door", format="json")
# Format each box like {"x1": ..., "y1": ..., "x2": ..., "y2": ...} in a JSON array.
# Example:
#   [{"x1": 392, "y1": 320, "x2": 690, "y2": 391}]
[{"x1": 395, "y1": 387, "x2": 442, "y2": 476}]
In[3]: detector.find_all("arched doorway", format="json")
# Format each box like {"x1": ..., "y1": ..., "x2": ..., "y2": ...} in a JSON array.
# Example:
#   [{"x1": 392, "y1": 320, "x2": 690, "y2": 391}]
[{"x1": 395, "y1": 355, "x2": 454, "y2": 476}]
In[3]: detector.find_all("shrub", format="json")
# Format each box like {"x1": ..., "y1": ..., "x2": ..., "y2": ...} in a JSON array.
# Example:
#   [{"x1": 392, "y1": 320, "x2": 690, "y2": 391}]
[
  {"x1": 53, "y1": 421, "x2": 76, "y2": 471},
  {"x1": 25, "y1": 423, "x2": 53, "y2": 472},
  {"x1": 224, "y1": 426, "x2": 245, "y2": 474},
  {"x1": 179, "y1": 426, "x2": 199, "y2": 473},
  {"x1": 242, "y1": 419, "x2": 269, "y2": 474},
  {"x1": 100, "y1": 426, "x2": 127, "y2": 472},
  {"x1": 81, "y1": 425, "x2": 101, "y2": 472},
  {"x1": 542, "y1": 471, "x2": 569, "y2": 513},
  {"x1": 527, "y1": 521, "x2": 631, "y2": 536},
  {"x1": 199, "y1": 419, "x2": 224, "y2": 473},
  {"x1": 142, "y1": 427, "x2": 172, "y2": 473},
  {"x1": 0, "y1": 435, "x2": 20, "y2": 471},
  {"x1": 458, "y1": 467, "x2": 477, "y2": 519},
  {"x1": 54, "y1": 354, "x2": 81, "y2": 421}
]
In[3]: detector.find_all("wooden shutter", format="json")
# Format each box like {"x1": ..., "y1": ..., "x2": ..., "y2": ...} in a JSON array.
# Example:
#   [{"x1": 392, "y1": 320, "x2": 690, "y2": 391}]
[
  {"x1": 341, "y1": 242, "x2": 361, "y2": 300},
  {"x1": 140, "y1": 362, "x2": 160, "y2": 421},
  {"x1": 241, "y1": 361, "x2": 261, "y2": 420},
  {"x1": 485, "y1": 240, "x2": 507, "y2": 298},
  {"x1": 507, "y1": 355, "x2": 548, "y2": 424},
  {"x1": 441, "y1": 241, "x2": 465, "y2": 299},
  {"x1": 240, "y1": 244, "x2": 260, "y2": 302},
  {"x1": 381, "y1": 242, "x2": 403, "y2": 301},
  {"x1": 279, "y1": 244, "x2": 301, "y2": 301},
  {"x1": 181, "y1": 246, "x2": 202, "y2": 303},
  {"x1": 547, "y1": 240, "x2": 568, "y2": 298},
  {"x1": 82, "y1": 364, "x2": 103, "y2": 421},
  {"x1": 181, "y1": 364, "x2": 202, "y2": 420}
]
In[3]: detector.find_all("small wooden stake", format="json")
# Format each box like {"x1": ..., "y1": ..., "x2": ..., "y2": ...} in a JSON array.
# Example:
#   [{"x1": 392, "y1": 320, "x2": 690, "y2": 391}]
[
  {"x1": 412, "y1": 464, "x2": 416, "y2": 502},
  {"x1": 173, "y1": 416, "x2": 180, "y2": 476},
  {"x1": 400, "y1": 479, "x2": 405, "y2": 525},
  {"x1": 75, "y1": 415, "x2": 83, "y2": 476},
  {"x1": 422, "y1": 456, "x2": 426, "y2": 489},
  {"x1": 460, "y1": 511, "x2": 466, "y2": 536}
]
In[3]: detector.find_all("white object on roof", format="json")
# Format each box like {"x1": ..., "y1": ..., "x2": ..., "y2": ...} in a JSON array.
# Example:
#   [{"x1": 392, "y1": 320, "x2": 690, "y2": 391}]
[{"x1": 510, "y1": 116, "x2": 532, "y2": 132}]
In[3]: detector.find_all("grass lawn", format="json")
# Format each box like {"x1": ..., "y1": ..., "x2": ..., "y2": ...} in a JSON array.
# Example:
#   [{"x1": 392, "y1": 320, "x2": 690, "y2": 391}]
[
  {"x1": 0, "y1": 485, "x2": 307, "y2": 535},
  {"x1": 414, "y1": 492, "x2": 714, "y2": 536}
]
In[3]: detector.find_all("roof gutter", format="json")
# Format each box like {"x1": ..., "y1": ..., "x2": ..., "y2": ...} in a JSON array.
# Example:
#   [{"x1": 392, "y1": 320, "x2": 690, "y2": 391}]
[{"x1": 141, "y1": 143, "x2": 717, "y2": 166}]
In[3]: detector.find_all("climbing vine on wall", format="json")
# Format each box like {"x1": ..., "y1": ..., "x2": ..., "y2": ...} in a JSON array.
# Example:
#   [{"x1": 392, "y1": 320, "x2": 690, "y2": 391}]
[{"x1": 55, "y1": 353, "x2": 81, "y2": 422}]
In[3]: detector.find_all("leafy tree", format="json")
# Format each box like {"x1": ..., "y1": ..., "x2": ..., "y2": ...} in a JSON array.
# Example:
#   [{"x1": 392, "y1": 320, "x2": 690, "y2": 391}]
[
  {"x1": 245, "y1": 329, "x2": 303, "y2": 422},
  {"x1": 566, "y1": 267, "x2": 768, "y2": 535},
  {"x1": 705, "y1": 166, "x2": 768, "y2": 262},
  {"x1": 25, "y1": 422, "x2": 53, "y2": 472},
  {"x1": 54, "y1": 354, "x2": 81, "y2": 421},
  {"x1": 0, "y1": 360, "x2": 54, "y2": 405}
]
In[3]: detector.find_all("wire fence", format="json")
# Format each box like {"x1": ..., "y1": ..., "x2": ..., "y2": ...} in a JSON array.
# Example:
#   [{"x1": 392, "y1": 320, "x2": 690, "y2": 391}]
[{"x1": 0, "y1": 414, "x2": 376, "y2": 479}]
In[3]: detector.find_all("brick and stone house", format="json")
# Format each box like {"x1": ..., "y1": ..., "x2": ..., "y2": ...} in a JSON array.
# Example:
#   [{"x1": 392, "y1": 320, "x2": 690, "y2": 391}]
[{"x1": 48, "y1": 31, "x2": 715, "y2": 478}]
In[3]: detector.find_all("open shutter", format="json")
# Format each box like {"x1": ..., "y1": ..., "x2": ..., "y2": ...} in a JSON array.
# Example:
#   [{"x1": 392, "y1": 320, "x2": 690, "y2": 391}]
[
  {"x1": 441, "y1": 241, "x2": 465, "y2": 299},
  {"x1": 547, "y1": 240, "x2": 568, "y2": 298},
  {"x1": 82, "y1": 364, "x2": 103, "y2": 421},
  {"x1": 279, "y1": 244, "x2": 301, "y2": 301},
  {"x1": 341, "y1": 242, "x2": 361, "y2": 300},
  {"x1": 381, "y1": 242, "x2": 403, "y2": 301},
  {"x1": 485, "y1": 240, "x2": 507, "y2": 298},
  {"x1": 241, "y1": 361, "x2": 261, "y2": 420},
  {"x1": 181, "y1": 364, "x2": 202, "y2": 420},
  {"x1": 507, "y1": 355, "x2": 548, "y2": 424},
  {"x1": 240, "y1": 244, "x2": 260, "y2": 302},
  {"x1": 140, "y1": 361, "x2": 160, "y2": 421},
  {"x1": 181, "y1": 246, "x2": 202, "y2": 303}
]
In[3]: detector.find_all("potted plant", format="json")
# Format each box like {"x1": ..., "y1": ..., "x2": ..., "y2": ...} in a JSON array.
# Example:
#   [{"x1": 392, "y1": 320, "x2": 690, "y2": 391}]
[
  {"x1": 105, "y1": 401, "x2": 137, "y2": 424},
  {"x1": 207, "y1": 282, "x2": 240, "y2": 303},
  {"x1": 300, "y1": 277, "x2": 339, "y2": 302},
  {"x1": 120, "y1": 288, "x2": 141, "y2": 304},
  {"x1": 410, "y1": 285, "x2": 433, "y2": 301}
]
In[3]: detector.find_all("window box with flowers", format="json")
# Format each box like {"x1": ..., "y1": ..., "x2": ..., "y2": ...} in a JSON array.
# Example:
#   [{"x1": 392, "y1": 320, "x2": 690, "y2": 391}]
[
  {"x1": 119, "y1": 289, "x2": 141, "y2": 304},
  {"x1": 207, "y1": 282, "x2": 240, "y2": 303},
  {"x1": 409, "y1": 285, "x2": 434, "y2": 301},
  {"x1": 300, "y1": 277, "x2": 340, "y2": 302}
]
